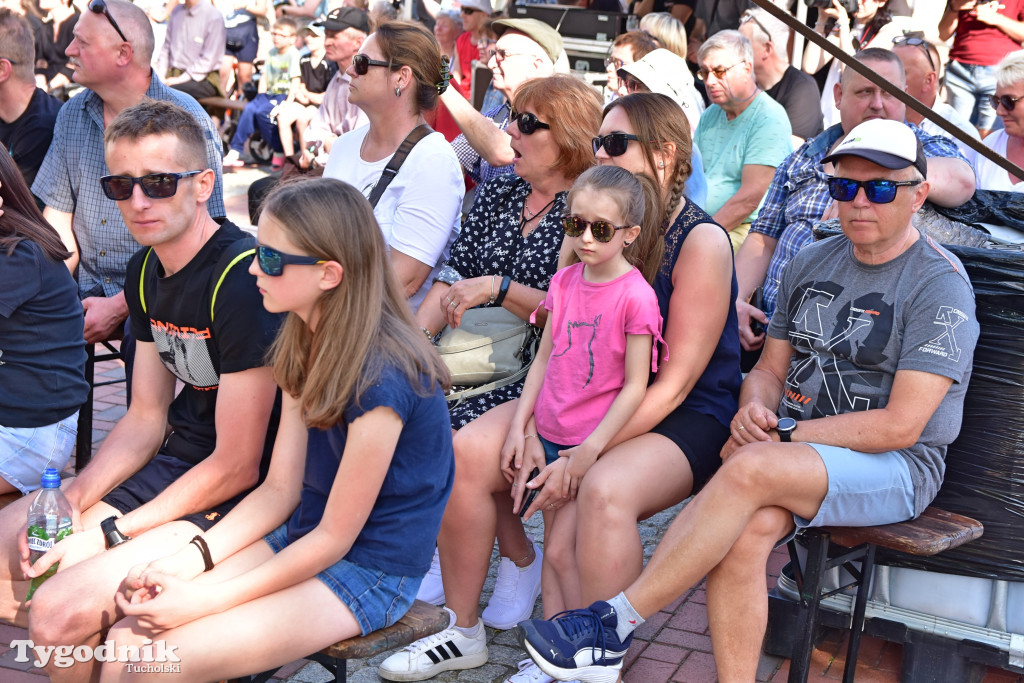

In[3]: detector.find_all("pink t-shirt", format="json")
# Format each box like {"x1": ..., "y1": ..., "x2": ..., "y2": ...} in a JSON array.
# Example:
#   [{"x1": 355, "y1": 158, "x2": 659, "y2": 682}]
[{"x1": 532, "y1": 263, "x2": 666, "y2": 445}]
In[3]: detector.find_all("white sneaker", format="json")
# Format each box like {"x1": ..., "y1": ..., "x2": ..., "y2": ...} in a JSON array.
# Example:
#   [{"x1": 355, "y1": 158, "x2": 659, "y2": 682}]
[
  {"x1": 481, "y1": 545, "x2": 544, "y2": 630},
  {"x1": 508, "y1": 659, "x2": 581, "y2": 683},
  {"x1": 378, "y1": 607, "x2": 488, "y2": 681},
  {"x1": 416, "y1": 548, "x2": 445, "y2": 606}
]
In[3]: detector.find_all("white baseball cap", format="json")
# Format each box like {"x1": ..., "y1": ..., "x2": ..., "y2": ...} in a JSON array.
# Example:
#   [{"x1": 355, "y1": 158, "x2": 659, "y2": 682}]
[{"x1": 822, "y1": 119, "x2": 928, "y2": 179}]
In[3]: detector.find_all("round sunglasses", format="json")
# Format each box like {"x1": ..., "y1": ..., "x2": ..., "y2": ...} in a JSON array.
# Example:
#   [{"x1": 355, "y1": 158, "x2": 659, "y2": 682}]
[
  {"x1": 256, "y1": 245, "x2": 326, "y2": 276},
  {"x1": 99, "y1": 171, "x2": 201, "y2": 200},
  {"x1": 562, "y1": 214, "x2": 631, "y2": 242},
  {"x1": 826, "y1": 177, "x2": 921, "y2": 204},
  {"x1": 510, "y1": 109, "x2": 550, "y2": 135},
  {"x1": 352, "y1": 53, "x2": 391, "y2": 75},
  {"x1": 989, "y1": 93, "x2": 1024, "y2": 111},
  {"x1": 592, "y1": 132, "x2": 640, "y2": 157}
]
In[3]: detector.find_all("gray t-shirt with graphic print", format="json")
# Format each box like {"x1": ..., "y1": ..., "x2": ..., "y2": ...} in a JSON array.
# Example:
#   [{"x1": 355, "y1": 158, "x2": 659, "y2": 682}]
[{"x1": 767, "y1": 231, "x2": 979, "y2": 515}]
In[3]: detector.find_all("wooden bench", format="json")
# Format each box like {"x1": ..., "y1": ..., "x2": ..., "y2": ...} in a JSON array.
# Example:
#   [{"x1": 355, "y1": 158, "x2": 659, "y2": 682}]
[
  {"x1": 786, "y1": 506, "x2": 983, "y2": 683},
  {"x1": 237, "y1": 599, "x2": 449, "y2": 683},
  {"x1": 197, "y1": 96, "x2": 248, "y2": 115}
]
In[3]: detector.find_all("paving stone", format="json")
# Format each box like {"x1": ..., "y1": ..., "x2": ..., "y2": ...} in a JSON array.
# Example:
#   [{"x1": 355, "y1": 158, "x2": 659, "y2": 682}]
[
  {"x1": 624, "y1": 655, "x2": 676, "y2": 683},
  {"x1": 672, "y1": 650, "x2": 716, "y2": 682}
]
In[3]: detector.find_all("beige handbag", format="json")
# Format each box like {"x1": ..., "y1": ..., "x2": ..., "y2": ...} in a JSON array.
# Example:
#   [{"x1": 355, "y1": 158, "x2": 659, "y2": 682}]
[{"x1": 437, "y1": 307, "x2": 538, "y2": 404}]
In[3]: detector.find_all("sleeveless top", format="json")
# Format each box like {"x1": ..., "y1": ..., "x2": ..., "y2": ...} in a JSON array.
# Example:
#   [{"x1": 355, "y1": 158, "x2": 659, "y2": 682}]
[{"x1": 653, "y1": 198, "x2": 742, "y2": 428}]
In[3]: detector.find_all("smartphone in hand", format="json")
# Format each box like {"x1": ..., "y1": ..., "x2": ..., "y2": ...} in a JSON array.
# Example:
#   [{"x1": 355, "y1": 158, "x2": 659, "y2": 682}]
[{"x1": 519, "y1": 468, "x2": 541, "y2": 518}]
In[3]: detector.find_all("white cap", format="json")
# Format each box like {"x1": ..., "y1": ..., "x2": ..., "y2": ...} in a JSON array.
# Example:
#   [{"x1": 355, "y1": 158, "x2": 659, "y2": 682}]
[
  {"x1": 459, "y1": 0, "x2": 492, "y2": 14},
  {"x1": 822, "y1": 119, "x2": 927, "y2": 179},
  {"x1": 618, "y1": 49, "x2": 695, "y2": 114}
]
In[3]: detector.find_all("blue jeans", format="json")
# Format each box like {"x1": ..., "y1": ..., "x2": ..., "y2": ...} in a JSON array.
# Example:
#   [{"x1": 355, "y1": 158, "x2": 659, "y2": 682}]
[
  {"x1": 944, "y1": 59, "x2": 998, "y2": 131},
  {"x1": 230, "y1": 93, "x2": 284, "y2": 154}
]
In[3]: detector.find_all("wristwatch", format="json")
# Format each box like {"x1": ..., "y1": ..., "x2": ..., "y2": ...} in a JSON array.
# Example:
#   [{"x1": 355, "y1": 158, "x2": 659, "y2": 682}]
[
  {"x1": 100, "y1": 516, "x2": 131, "y2": 549},
  {"x1": 777, "y1": 417, "x2": 797, "y2": 443}
]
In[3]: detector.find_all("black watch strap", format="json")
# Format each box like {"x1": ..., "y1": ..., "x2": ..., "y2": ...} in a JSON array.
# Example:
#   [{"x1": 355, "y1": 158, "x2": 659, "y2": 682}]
[
  {"x1": 777, "y1": 417, "x2": 797, "y2": 443},
  {"x1": 101, "y1": 516, "x2": 130, "y2": 549}
]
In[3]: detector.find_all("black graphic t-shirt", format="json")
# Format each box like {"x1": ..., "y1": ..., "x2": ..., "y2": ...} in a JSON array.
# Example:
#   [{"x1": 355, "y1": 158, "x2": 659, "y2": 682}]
[
  {"x1": 767, "y1": 232, "x2": 979, "y2": 514},
  {"x1": 125, "y1": 221, "x2": 284, "y2": 466}
]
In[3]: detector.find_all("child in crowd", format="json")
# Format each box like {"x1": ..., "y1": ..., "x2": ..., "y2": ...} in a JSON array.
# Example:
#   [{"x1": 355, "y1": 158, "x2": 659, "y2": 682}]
[
  {"x1": 501, "y1": 165, "x2": 666, "y2": 616},
  {"x1": 276, "y1": 22, "x2": 337, "y2": 165},
  {"x1": 102, "y1": 178, "x2": 455, "y2": 681},
  {"x1": 224, "y1": 17, "x2": 301, "y2": 171}
]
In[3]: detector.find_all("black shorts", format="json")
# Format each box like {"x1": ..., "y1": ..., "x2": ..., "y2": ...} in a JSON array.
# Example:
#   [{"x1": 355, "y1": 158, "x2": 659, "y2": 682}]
[
  {"x1": 101, "y1": 453, "x2": 247, "y2": 531},
  {"x1": 649, "y1": 406, "x2": 730, "y2": 493},
  {"x1": 225, "y1": 21, "x2": 259, "y2": 64}
]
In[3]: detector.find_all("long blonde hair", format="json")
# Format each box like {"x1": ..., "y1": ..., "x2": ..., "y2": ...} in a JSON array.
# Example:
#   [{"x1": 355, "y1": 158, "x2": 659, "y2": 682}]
[{"x1": 264, "y1": 178, "x2": 449, "y2": 429}]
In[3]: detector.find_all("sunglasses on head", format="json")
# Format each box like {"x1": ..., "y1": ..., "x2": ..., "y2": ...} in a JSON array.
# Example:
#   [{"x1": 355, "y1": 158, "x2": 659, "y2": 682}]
[
  {"x1": 592, "y1": 132, "x2": 640, "y2": 157},
  {"x1": 99, "y1": 171, "x2": 201, "y2": 200},
  {"x1": 510, "y1": 109, "x2": 550, "y2": 135},
  {"x1": 352, "y1": 53, "x2": 391, "y2": 75},
  {"x1": 892, "y1": 35, "x2": 935, "y2": 71},
  {"x1": 256, "y1": 245, "x2": 326, "y2": 277},
  {"x1": 740, "y1": 12, "x2": 771, "y2": 43},
  {"x1": 989, "y1": 93, "x2": 1024, "y2": 111},
  {"x1": 88, "y1": 0, "x2": 128, "y2": 43},
  {"x1": 562, "y1": 214, "x2": 631, "y2": 243},
  {"x1": 826, "y1": 177, "x2": 921, "y2": 204}
]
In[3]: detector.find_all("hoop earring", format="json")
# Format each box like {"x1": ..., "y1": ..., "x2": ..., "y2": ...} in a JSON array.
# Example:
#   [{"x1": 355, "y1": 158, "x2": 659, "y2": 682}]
[{"x1": 624, "y1": 241, "x2": 633, "y2": 246}]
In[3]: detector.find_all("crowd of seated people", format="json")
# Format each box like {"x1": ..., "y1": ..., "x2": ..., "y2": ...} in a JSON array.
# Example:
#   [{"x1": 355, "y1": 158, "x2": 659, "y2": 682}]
[{"x1": 0, "y1": 0, "x2": 1019, "y2": 681}]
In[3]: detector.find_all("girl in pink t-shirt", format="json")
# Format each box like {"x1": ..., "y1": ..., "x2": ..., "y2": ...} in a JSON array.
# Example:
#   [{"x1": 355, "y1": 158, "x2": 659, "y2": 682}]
[{"x1": 501, "y1": 165, "x2": 666, "y2": 616}]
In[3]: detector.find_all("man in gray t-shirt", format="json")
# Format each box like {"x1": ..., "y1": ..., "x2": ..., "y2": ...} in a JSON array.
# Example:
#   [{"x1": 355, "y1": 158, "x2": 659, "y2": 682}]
[{"x1": 513, "y1": 119, "x2": 981, "y2": 683}]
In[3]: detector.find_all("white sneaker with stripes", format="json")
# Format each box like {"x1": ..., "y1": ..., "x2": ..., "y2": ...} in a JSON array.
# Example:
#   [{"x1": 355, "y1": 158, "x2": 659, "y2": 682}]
[{"x1": 378, "y1": 607, "x2": 488, "y2": 681}]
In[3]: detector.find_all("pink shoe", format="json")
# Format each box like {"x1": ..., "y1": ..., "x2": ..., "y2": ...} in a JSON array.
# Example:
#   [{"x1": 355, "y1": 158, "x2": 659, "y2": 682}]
[{"x1": 271, "y1": 154, "x2": 285, "y2": 171}]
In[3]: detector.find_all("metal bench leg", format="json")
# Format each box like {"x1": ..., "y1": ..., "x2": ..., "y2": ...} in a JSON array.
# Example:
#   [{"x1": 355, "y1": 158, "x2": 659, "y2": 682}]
[
  {"x1": 75, "y1": 344, "x2": 96, "y2": 472},
  {"x1": 789, "y1": 531, "x2": 830, "y2": 683},
  {"x1": 841, "y1": 543, "x2": 876, "y2": 683}
]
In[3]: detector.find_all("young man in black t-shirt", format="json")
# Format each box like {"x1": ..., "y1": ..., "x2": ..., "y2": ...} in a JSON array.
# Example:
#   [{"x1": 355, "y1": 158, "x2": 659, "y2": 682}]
[{"x1": 0, "y1": 100, "x2": 283, "y2": 679}]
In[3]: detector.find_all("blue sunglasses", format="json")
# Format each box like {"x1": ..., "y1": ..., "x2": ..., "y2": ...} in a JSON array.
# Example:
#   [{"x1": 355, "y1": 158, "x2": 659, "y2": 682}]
[{"x1": 827, "y1": 177, "x2": 921, "y2": 204}]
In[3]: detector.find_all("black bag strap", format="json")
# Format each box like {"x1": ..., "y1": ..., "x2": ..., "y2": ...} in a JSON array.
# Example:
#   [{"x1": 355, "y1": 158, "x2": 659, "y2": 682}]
[{"x1": 367, "y1": 124, "x2": 434, "y2": 208}]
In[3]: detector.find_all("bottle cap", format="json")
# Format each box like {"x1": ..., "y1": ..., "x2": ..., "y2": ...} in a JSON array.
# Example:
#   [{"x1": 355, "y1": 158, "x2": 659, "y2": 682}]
[{"x1": 40, "y1": 468, "x2": 61, "y2": 489}]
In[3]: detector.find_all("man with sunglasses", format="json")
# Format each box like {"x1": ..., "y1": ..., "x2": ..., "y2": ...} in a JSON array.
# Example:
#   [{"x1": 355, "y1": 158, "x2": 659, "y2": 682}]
[
  {"x1": 0, "y1": 101, "x2": 282, "y2": 677},
  {"x1": 31, "y1": 0, "x2": 224, "y2": 351},
  {"x1": 442, "y1": 18, "x2": 561, "y2": 186},
  {"x1": 515, "y1": 118, "x2": 979, "y2": 683},
  {"x1": 892, "y1": 35, "x2": 979, "y2": 158},
  {"x1": 734, "y1": 48, "x2": 975, "y2": 356}
]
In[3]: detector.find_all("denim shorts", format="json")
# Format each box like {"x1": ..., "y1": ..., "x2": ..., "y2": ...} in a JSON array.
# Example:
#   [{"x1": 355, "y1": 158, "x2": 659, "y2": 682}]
[
  {"x1": 264, "y1": 524, "x2": 421, "y2": 636},
  {"x1": 794, "y1": 443, "x2": 916, "y2": 531},
  {"x1": 0, "y1": 412, "x2": 77, "y2": 494},
  {"x1": 537, "y1": 434, "x2": 573, "y2": 466}
]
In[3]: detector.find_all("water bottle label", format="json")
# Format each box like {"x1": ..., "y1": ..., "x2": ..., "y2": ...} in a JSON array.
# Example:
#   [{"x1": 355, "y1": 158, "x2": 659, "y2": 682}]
[{"x1": 26, "y1": 527, "x2": 53, "y2": 554}]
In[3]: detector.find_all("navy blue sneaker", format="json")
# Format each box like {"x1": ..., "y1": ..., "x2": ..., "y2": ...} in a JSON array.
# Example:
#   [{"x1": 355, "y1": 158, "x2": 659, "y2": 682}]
[{"x1": 516, "y1": 601, "x2": 632, "y2": 683}]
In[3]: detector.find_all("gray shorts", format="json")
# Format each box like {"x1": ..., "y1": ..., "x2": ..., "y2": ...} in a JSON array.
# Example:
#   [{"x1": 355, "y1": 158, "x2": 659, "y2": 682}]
[{"x1": 794, "y1": 443, "x2": 916, "y2": 531}]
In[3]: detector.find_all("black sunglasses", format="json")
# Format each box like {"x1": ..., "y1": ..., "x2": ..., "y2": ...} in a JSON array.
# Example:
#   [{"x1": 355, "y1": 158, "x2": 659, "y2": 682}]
[
  {"x1": 592, "y1": 132, "x2": 640, "y2": 157},
  {"x1": 352, "y1": 53, "x2": 391, "y2": 75},
  {"x1": 510, "y1": 109, "x2": 550, "y2": 135},
  {"x1": 989, "y1": 93, "x2": 1024, "y2": 112},
  {"x1": 892, "y1": 35, "x2": 935, "y2": 71},
  {"x1": 88, "y1": 0, "x2": 128, "y2": 43},
  {"x1": 256, "y1": 245, "x2": 326, "y2": 276},
  {"x1": 100, "y1": 171, "x2": 201, "y2": 200},
  {"x1": 827, "y1": 177, "x2": 921, "y2": 204},
  {"x1": 562, "y1": 214, "x2": 631, "y2": 243}
]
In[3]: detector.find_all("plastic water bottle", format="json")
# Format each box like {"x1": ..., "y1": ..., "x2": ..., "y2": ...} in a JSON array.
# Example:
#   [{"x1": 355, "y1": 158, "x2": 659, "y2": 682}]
[{"x1": 25, "y1": 468, "x2": 73, "y2": 602}]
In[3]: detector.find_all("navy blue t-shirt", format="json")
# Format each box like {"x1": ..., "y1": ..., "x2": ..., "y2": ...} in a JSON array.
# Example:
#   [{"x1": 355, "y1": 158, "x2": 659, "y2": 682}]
[
  {"x1": 0, "y1": 239, "x2": 89, "y2": 427},
  {"x1": 286, "y1": 362, "x2": 454, "y2": 577}
]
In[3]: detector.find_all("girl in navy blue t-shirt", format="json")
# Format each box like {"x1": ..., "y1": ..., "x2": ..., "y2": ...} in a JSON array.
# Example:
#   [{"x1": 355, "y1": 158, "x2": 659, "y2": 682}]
[{"x1": 107, "y1": 178, "x2": 455, "y2": 681}]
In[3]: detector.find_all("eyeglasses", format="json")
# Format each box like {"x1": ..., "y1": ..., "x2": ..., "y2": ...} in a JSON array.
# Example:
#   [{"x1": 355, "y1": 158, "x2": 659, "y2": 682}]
[
  {"x1": 826, "y1": 177, "x2": 921, "y2": 204},
  {"x1": 604, "y1": 56, "x2": 625, "y2": 70},
  {"x1": 592, "y1": 132, "x2": 640, "y2": 157},
  {"x1": 892, "y1": 35, "x2": 935, "y2": 71},
  {"x1": 697, "y1": 61, "x2": 743, "y2": 82},
  {"x1": 352, "y1": 53, "x2": 391, "y2": 75},
  {"x1": 99, "y1": 171, "x2": 202, "y2": 200},
  {"x1": 562, "y1": 214, "x2": 631, "y2": 243},
  {"x1": 494, "y1": 48, "x2": 526, "y2": 61},
  {"x1": 622, "y1": 76, "x2": 646, "y2": 94},
  {"x1": 87, "y1": 0, "x2": 128, "y2": 43},
  {"x1": 740, "y1": 12, "x2": 771, "y2": 43},
  {"x1": 256, "y1": 245, "x2": 326, "y2": 276},
  {"x1": 271, "y1": 30, "x2": 296, "y2": 38},
  {"x1": 510, "y1": 109, "x2": 549, "y2": 135},
  {"x1": 989, "y1": 93, "x2": 1024, "y2": 111}
]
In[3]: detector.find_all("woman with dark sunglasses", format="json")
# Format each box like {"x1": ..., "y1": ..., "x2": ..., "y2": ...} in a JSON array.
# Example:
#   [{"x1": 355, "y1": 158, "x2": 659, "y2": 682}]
[
  {"x1": 379, "y1": 74, "x2": 602, "y2": 683},
  {"x1": 323, "y1": 21, "x2": 462, "y2": 311},
  {"x1": 0, "y1": 144, "x2": 88, "y2": 495},
  {"x1": 966, "y1": 49, "x2": 1024, "y2": 191}
]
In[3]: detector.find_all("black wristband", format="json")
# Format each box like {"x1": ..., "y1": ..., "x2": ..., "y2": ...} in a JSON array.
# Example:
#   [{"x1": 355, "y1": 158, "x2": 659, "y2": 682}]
[
  {"x1": 190, "y1": 535, "x2": 214, "y2": 572},
  {"x1": 101, "y1": 516, "x2": 130, "y2": 549},
  {"x1": 495, "y1": 275, "x2": 511, "y2": 306}
]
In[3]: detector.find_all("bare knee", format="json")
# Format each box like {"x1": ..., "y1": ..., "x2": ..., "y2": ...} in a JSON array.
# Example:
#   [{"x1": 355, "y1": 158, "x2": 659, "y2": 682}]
[
  {"x1": 543, "y1": 533, "x2": 576, "y2": 578},
  {"x1": 715, "y1": 443, "x2": 778, "y2": 499},
  {"x1": 29, "y1": 579, "x2": 101, "y2": 646},
  {"x1": 576, "y1": 467, "x2": 630, "y2": 521}
]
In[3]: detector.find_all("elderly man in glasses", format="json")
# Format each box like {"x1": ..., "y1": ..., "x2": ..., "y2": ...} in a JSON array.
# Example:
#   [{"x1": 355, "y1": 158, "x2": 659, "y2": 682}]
[
  {"x1": 30, "y1": 0, "x2": 224, "y2": 352},
  {"x1": 516, "y1": 117, "x2": 979, "y2": 683},
  {"x1": 694, "y1": 29, "x2": 792, "y2": 253},
  {"x1": 733, "y1": 47, "x2": 976, "y2": 360},
  {"x1": 0, "y1": 100, "x2": 282, "y2": 682}
]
